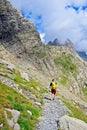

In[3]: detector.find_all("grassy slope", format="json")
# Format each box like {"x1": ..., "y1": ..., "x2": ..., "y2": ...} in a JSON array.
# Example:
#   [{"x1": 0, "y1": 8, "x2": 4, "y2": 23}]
[
  {"x1": 0, "y1": 52, "x2": 87, "y2": 129},
  {"x1": 62, "y1": 97, "x2": 87, "y2": 123},
  {"x1": 54, "y1": 53, "x2": 78, "y2": 85},
  {"x1": 82, "y1": 87, "x2": 87, "y2": 101},
  {"x1": 54, "y1": 53, "x2": 87, "y2": 123},
  {"x1": 0, "y1": 64, "x2": 45, "y2": 130}
]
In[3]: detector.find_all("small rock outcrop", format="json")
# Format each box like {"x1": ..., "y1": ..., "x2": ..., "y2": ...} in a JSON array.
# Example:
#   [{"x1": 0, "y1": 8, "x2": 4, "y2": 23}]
[
  {"x1": 4, "y1": 109, "x2": 20, "y2": 130},
  {"x1": 59, "y1": 115, "x2": 87, "y2": 130}
]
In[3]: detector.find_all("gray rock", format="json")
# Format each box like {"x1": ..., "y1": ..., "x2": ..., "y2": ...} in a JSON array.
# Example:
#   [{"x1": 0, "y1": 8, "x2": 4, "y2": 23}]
[
  {"x1": 20, "y1": 71, "x2": 29, "y2": 81},
  {"x1": 35, "y1": 102, "x2": 41, "y2": 106},
  {"x1": 14, "y1": 123, "x2": 20, "y2": 130},
  {"x1": 59, "y1": 115, "x2": 87, "y2": 130},
  {"x1": 0, "y1": 123, "x2": 3, "y2": 128},
  {"x1": 27, "y1": 110, "x2": 32, "y2": 116},
  {"x1": 4, "y1": 109, "x2": 20, "y2": 130}
]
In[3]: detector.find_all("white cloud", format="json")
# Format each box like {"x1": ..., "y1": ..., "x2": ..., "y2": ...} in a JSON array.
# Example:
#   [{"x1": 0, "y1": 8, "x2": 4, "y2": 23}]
[
  {"x1": 68, "y1": 0, "x2": 87, "y2": 6},
  {"x1": 9, "y1": 0, "x2": 87, "y2": 51},
  {"x1": 40, "y1": 33, "x2": 45, "y2": 43},
  {"x1": 8, "y1": 0, "x2": 21, "y2": 9}
]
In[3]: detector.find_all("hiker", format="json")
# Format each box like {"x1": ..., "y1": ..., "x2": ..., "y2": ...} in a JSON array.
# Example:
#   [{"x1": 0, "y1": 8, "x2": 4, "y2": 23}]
[{"x1": 50, "y1": 79, "x2": 57, "y2": 100}]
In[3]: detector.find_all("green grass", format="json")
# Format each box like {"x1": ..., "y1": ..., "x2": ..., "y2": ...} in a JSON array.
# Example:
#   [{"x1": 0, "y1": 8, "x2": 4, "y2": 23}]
[
  {"x1": 82, "y1": 87, "x2": 87, "y2": 96},
  {"x1": 0, "y1": 65, "x2": 4, "y2": 69},
  {"x1": 59, "y1": 74, "x2": 67, "y2": 85},
  {"x1": 62, "y1": 98, "x2": 87, "y2": 123},
  {"x1": 82, "y1": 87, "x2": 87, "y2": 101},
  {"x1": 0, "y1": 63, "x2": 46, "y2": 129},
  {"x1": 54, "y1": 54, "x2": 77, "y2": 73},
  {"x1": 10, "y1": 70, "x2": 45, "y2": 101},
  {"x1": 0, "y1": 65, "x2": 45, "y2": 102},
  {"x1": 54, "y1": 54, "x2": 78, "y2": 85},
  {"x1": 0, "y1": 82, "x2": 41, "y2": 130}
]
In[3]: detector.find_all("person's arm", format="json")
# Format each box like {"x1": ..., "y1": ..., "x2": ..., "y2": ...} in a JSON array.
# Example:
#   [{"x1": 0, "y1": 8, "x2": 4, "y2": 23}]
[
  {"x1": 50, "y1": 82, "x2": 52, "y2": 87},
  {"x1": 49, "y1": 82, "x2": 52, "y2": 89}
]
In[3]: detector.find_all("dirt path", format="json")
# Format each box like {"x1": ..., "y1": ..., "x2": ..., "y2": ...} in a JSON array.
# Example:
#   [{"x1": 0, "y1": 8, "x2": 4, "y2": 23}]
[{"x1": 35, "y1": 93, "x2": 68, "y2": 130}]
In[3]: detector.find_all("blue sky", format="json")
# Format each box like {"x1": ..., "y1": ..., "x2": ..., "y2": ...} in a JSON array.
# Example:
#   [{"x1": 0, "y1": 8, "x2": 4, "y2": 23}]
[{"x1": 9, "y1": 0, "x2": 87, "y2": 51}]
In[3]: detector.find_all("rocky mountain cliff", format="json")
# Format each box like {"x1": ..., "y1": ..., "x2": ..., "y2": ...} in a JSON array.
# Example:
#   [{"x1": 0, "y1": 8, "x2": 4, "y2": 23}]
[
  {"x1": 0, "y1": 0, "x2": 87, "y2": 129},
  {"x1": 0, "y1": 0, "x2": 55, "y2": 74},
  {"x1": 0, "y1": 0, "x2": 42, "y2": 57}
]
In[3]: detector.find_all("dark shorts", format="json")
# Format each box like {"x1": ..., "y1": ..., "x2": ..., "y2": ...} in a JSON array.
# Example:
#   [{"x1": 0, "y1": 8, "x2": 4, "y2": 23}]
[{"x1": 51, "y1": 88, "x2": 56, "y2": 95}]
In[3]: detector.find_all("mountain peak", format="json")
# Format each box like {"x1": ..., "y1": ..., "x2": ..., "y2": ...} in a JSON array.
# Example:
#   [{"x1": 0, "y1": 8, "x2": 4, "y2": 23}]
[
  {"x1": 48, "y1": 38, "x2": 62, "y2": 46},
  {"x1": 48, "y1": 38, "x2": 74, "y2": 48},
  {"x1": 64, "y1": 38, "x2": 74, "y2": 47}
]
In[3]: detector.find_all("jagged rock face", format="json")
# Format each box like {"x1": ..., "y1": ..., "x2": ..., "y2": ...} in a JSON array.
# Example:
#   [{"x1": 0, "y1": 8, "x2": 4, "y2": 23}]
[
  {"x1": 0, "y1": 1, "x2": 56, "y2": 77},
  {"x1": 48, "y1": 38, "x2": 61, "y2": 46},
  {"x1": 0, "y1": 0, "x2": 41, "y2": 57},
  {"x1": 64, "y1": 39, "x2": 74, "y2": 47},
  {"x1": 48, "y1": 38, "x2": 75, "y2": 48},
  {"x1": 0, "y1": 0, "x2": 19, "y2": 42}
]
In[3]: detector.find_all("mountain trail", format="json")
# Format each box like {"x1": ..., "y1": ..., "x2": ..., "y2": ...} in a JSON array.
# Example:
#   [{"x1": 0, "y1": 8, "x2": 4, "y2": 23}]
[{"x1": 35, "y1": 93, "x2": 68, "y2": 130}]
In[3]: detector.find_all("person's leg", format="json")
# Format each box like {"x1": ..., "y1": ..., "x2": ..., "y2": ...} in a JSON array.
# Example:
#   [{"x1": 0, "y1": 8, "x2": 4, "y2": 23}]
[
  {"x1": 51, "y1": 89, "x2": 53, "y2": 100},
  {"x1": 51, "y1": 89, "x2": 55, "y2": 100},
  {"x1": 53, "y1": 89, "x2": 56, "y2": 100},
  {"x1": 52, "y1": 93, "x2": 54, "y2": 100},
  {"x1": 52, "y1": 94, "x2": 55, "y2": 100},
  {"x1": 51, "y1": 89, "x2": 56, "y2": 100}
]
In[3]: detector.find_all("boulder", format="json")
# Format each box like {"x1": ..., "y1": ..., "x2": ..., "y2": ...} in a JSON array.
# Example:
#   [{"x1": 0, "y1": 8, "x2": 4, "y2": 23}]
[{"x1": 58, "y1": 115, "x2": 87, "y2": 130}]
